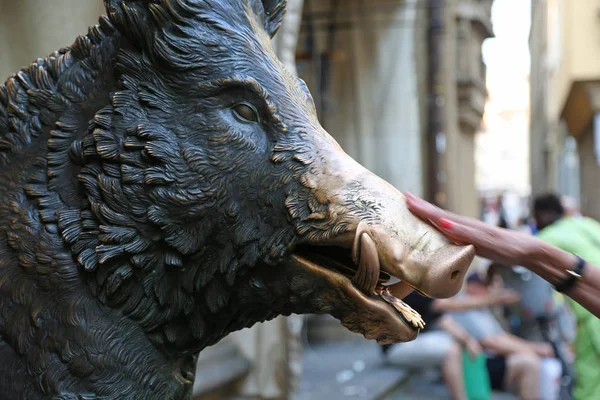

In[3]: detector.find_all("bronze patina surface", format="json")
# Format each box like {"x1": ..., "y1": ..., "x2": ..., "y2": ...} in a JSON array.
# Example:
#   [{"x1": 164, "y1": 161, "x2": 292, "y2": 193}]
[{"x1": 0, "y1": 1, "x2": 475, "y2": 398}]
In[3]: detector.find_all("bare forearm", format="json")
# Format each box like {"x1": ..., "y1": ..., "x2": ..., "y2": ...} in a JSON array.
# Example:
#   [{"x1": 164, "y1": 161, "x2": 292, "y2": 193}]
[
  {"x1": 480, "y1": 335, "x2": 534, "y2": 357},
  {"x1": 402, "y1": 193, "x2": 600, "y2": 317},
  {"x1": 527, "y1": 241, "x2": 600, "y2": 318},
  {"x1": 433, "y1": 296, "x2": 499, "y2": 313},
  {"x1": 438, "y1": 315, "x2": 470, "y2": 344}
]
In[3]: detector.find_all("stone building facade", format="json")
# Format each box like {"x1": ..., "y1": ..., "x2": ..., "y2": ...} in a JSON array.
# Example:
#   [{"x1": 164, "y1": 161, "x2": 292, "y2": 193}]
[
  {"x1": 529, "y1": 0, "x2": 600, "y2": 218},
  {"x1": 444, "y1": 0, "x2": 494, "y2": 217},
  {"x1": 295, "y1": 0, "x2": 492, "y2": 218},
  {"x1": 529, "y1": 0, "x2": 555, "y2": 197}
]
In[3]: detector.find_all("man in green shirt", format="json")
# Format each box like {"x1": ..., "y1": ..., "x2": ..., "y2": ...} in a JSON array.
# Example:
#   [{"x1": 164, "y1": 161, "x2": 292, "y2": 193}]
[{"x1": 534, "y1": 194, "x2": 600, "y2": 400}]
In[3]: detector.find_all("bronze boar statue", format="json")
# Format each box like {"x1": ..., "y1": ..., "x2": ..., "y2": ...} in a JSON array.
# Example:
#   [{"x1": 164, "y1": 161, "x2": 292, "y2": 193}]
[{"x1": 0, "y1": 0, "x2": 475, "y2": 398}]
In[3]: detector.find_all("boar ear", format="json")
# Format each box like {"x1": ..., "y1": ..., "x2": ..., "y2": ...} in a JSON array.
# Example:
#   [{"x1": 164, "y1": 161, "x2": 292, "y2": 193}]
[{"x1": 262, "y1": 0, "x2": 288, "y2": 37}]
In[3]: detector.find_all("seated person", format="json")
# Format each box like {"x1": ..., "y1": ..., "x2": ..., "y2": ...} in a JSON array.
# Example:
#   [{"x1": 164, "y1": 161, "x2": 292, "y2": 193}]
[
  {"x1": 451, "y1": 273, "x2": 562, "y2": 400},
  {"x1": 381, "y1": 284, "x2": 519, "y2": 400},
  {"x1": 534, "y1": 193, "x2": 600, "y2": 400}
]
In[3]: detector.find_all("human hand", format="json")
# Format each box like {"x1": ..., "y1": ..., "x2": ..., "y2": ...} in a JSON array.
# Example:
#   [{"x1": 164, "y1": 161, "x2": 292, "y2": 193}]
[
  {"x1": 487, "y1": 275, "x2": 505, "y2": 294},
  {"x1": 404, "y1": 192, "x2": 541, "y2": 267},
  {"x1": 465, "y1": 337, "x2": 483, "y2": 360},
  {"x1": 490, "y1": 290, "x2": 520, "y2": 306},
  {"x1": 533, "y1": 342, "x2": 555, "y2": 358}
]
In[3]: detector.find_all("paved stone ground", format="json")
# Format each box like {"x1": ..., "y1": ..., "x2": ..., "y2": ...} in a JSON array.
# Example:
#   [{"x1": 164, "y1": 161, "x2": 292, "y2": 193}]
[
  {"x1": 294, "y1": 341, "x2": 517, "y2": 400},
  {"x1": 381, "y1": 372, "x2": 518, "y2": 400},
  {"x1": 292, "y1": 341, "x2": 407, "y2": 400}
]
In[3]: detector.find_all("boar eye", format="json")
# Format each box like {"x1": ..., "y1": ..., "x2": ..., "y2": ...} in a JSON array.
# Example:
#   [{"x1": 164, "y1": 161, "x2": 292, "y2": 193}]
[{"x1": 232, "y1": 103, "x2": 259, "y2": 123}]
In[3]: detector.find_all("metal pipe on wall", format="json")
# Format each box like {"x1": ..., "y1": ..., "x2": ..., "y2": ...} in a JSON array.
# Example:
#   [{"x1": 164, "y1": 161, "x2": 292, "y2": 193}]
[
  {"x1": 426, "y1": 0, "x2": 447, "y2": 207},
  {"x1": 319, "y1": 0, "x2": 340, "y2": 127}
]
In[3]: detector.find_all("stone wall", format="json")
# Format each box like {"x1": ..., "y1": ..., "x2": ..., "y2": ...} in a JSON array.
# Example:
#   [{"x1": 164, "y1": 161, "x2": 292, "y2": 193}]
[
  {"x1": 443, "y1": 0, "x2": 493, "y2": 217},
  {"x1": 0, "y1": 0, "x2": 104, "y2": 80},
  {"x1": 577, "y1": 125, "x2": 600, "y2": 220},
  {"x1": 297, "y1": 0, "x2": 427, "y2": 197}
]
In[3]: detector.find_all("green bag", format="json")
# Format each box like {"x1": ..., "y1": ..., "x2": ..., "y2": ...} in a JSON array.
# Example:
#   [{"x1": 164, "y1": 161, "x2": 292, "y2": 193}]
[{"x1": 462, "y1": 350, "x2": 492, "y2": 400}]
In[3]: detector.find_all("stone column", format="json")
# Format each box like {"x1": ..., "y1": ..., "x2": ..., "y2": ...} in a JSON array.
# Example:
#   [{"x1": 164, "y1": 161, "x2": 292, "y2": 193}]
[
  {"x1": 302, "y1": 0, "x2": 426, "y2": 196},
  {"x1": 230, "y1": 1, "x2": 305, "y2": 399}
]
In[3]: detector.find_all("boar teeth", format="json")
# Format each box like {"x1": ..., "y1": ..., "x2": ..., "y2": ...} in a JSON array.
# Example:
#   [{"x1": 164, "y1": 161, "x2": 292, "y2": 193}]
[
  {"x1": 351, "y1": 233, "x2": 380, "y2": 295},
  {"x1": 379, "y1": 287, "x2": 425, "y2": 330}
]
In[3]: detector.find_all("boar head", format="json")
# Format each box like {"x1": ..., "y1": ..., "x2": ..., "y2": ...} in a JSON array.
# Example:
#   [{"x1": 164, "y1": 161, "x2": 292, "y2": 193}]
[{"x1": 87, "y1": 0, "x2": 475, "y2": 351}]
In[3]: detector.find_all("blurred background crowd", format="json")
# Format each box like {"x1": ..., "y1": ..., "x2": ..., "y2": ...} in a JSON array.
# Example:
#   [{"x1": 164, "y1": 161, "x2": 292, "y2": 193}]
[{"x1": 2, "y1": 0, "x2": 600, "y2": 399}]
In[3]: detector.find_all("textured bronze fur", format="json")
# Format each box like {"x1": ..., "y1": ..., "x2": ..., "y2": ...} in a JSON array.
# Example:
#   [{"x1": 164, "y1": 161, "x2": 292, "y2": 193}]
[{"x1": 0, "y1": 1, "x2": 474, "y2": 398}]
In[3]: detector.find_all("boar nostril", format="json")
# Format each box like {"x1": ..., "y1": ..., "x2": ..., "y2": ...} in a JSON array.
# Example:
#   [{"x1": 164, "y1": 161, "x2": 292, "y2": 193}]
[{"x1": 450, "y1": 270, "x2": 460, "y2": 281}]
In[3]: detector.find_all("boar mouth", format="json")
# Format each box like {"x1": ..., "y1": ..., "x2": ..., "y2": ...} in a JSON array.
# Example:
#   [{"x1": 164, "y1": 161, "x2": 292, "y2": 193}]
[{"x1": 292, "y1": 230, "x2": 426, "y2": 341}]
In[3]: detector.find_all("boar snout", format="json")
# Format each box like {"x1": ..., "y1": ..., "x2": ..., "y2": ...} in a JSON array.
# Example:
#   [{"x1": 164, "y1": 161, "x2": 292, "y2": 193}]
[
  {"x1": 284, "y1": 124, "x2": 476, "y2": 342},
  {"x1": 298, "y1": 134, "x2": 476, "y2": 299},
  {"x1": 355, "y1": 222, "x2": 475, "y2": 299}
]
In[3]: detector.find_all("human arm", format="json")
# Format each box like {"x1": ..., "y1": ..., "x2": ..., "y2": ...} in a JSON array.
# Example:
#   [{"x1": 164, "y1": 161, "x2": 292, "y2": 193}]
[
  {"x1": 437, "y1": 315, "x2": 482, "y2": 359},
  {"x1": 480, "y1": 333, "x2": 554, "y2": 358},
  {"x1": 404, "y1": 192, "x2": 600, "y2": 318},
  {"x1": 530, "y1": 242, "x2": 600, "y2": 319},
  {"x1": 431, "y1": 290, "x2": 519, "y2": 313}
]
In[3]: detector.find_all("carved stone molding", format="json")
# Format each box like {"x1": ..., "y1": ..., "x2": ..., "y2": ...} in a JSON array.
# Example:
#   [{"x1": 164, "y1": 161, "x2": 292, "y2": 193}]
[
  {"x1": 454, "y1": 0, "x2": 494, "y2": 133},
  {"x1": 561, "y1": 81, "x2": 600, "y2": 138}
]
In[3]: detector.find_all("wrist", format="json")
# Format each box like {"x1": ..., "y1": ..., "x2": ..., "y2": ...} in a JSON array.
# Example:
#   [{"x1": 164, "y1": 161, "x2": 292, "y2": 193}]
[
  {"x1": 461, "y1": 336, "x2": 474, "y2": 346},
  {"x1": 453, "y1": 333, "x2": 467, "y2": 345},
  {"x1": 554, "y1": 255, "x2": 586, "y2": 293},
  {"x1": 524, "y1": 240, "x2": 572, "y2": 285}
]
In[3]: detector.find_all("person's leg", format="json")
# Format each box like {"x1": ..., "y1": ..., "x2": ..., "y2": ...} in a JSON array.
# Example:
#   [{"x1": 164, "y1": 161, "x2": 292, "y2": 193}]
[
  {"x1": 539, "y1": 357, "x2": 562, "y2": 400},
  {"x1": 441, "y1": 340, "x2": 468, "y2": 400},
  {"x1": 504, "y1": 353, "x2": 541, "y2": 400},
  {"x1": 385, "y1": 331, "x2": 451, "y2": 368},
  {"x1": 385, "y1": 331, "x2": 467, "y2": 400}
]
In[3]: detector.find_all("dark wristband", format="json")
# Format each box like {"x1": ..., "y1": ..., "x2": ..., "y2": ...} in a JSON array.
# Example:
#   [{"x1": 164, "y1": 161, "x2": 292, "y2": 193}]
[{"x1": 554, "y1": 255, "x2": 586, "y2": 293}]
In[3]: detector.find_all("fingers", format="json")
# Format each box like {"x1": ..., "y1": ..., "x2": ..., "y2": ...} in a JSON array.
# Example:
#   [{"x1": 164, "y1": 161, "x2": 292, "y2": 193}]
[
  {"x1": 498, "y1": 291, "x2": 520, "y2": 305},
  {"x1": 466, "y1": 340, "x2": 482, "y2": 360},
  {"x1": 432, "y1": 218, "x2": 482, "y2": 247},
  {"x1": 404, "y1": 193, "x2": 506, "y2": 258},
  {"x1": 404, "y1": 192, "x2": 448, "y2": 222},
  {"x1": 404, "y1": 193, "x2": 535, "y2": 267},
  {"x1": 404, "y1": 192, "x2": 490, "y2": 232}
]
